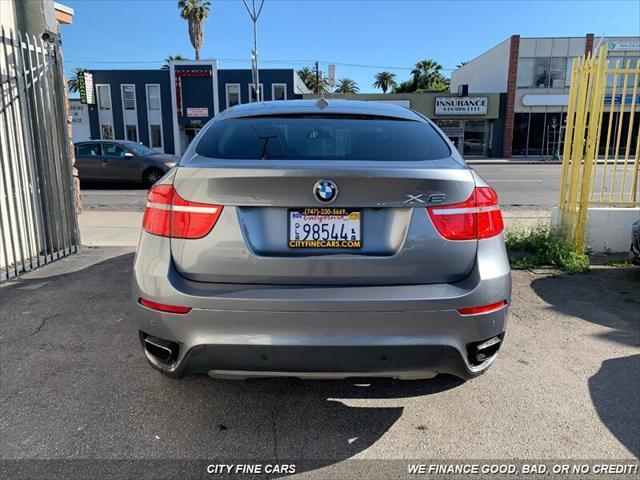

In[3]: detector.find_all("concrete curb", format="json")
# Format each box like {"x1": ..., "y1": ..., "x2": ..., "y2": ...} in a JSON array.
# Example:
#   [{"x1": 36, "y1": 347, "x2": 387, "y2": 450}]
[{"x1": 467, "y1": 160, "x2": 562, "y2": 165}]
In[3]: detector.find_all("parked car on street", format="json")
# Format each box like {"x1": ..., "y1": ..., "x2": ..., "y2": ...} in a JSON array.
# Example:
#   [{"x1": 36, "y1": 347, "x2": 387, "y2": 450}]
[
  {"x1": 74, "y1": 140, "x2": 178, "y2": 187},
  {"x1": 630, "y1": 220, "x2": 640, "y2": 265},
  {"x1": 132, "y1": 99, "x2": 511, "y2": 381}
]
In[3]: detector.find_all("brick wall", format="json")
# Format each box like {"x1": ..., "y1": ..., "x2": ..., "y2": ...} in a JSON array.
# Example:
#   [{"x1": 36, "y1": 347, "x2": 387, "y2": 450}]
[
  {"x1": 585, "y1": 33, "x2": 595, "y2": 56},
  {"x1": 501, "y1": 35, "x2": 520, "y2": 158}
]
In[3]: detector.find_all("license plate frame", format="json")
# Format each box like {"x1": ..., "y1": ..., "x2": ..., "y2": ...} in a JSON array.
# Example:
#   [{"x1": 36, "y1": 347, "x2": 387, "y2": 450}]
[{"x1": 288, "y1": 208, "x2": 362, "y2": 249}]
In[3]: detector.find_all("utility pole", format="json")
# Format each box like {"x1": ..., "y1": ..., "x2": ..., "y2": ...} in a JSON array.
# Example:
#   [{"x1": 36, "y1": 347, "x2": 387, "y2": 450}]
[
  {"x1": 315, "y1": 60, "x2": 320, "y2": 94},
  {"x1": 242, "y1": 0, "x2": 265, "y2": 101}
]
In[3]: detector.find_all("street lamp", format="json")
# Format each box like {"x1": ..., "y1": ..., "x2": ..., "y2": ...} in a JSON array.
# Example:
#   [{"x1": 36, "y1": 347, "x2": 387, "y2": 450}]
[{"x1": 242, "y1": 0, "x2": 265, "y2": 102}]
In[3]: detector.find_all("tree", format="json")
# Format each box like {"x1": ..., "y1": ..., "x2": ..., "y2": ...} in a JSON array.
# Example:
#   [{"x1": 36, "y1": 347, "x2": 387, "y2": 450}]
[
  {"x1": 393, "y1": 79, "x2": 416, "y2": 93},
  {"x1": 393, "y1": 59, "x2": 450, "y2": 93},
  {"x1": 457, "y1": 61, "x2": 469, "y2": 68},
  {"x1": 178, "y1": 0, "x2": 211, "y2": 60},
  {"x1": 411, "y1": 59, "x2": 444, "y2": 90},
  {"x1": 335, "y1": 78, "x2": 359, "y2": 94},
  {"x1": 67, "y1": 67, "x2": 86, "y2": 93},
  {"x1": 296, "y1": 67, "x2": 315, "y2": 90},
  {"x1": 162, "y1": 55, "x2": 185, "y2": 69},
  {"x1": 296, "y1": 66, "x2": 329, "y2": 94},
  {"x1": 372, "y1": 71, "x2": 397, "y2": 93}
]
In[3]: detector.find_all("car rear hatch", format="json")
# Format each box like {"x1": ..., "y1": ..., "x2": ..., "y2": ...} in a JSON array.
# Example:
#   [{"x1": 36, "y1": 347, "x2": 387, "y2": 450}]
[
  {"x1": 168, "y1": 157, "x2": 477, "y2": 286},
  {"x1": 158, "y1": 113, "x2": 482, "y2": 286}
]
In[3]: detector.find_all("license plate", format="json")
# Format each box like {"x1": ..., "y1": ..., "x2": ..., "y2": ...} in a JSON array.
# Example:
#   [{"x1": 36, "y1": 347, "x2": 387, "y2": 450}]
[{"x1": 288, "y1": 208, "x2": 362, "y2": 249}]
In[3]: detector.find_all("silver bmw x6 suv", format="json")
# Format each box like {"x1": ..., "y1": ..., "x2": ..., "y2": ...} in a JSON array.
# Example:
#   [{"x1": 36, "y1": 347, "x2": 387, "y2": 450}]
[{"x1": 132, "y1": 99, "x2": 511, "y2": 381}]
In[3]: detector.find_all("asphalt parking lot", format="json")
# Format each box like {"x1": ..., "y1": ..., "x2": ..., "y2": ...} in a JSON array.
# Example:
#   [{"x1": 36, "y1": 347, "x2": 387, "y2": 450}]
[{"x1": 0, "y1": 247, "x2": 638, "y2": 478}]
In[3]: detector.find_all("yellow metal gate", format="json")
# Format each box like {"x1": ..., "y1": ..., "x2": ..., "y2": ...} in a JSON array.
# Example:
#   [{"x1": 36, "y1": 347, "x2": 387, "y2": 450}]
[{"x1": 558, "y1": 45, "x2": 640, "y2": 248}]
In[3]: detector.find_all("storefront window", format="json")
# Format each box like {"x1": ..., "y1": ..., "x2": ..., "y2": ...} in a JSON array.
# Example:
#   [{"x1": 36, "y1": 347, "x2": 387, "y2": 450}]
[
  {"x1": 527, "y1": 113, "x2": 546, "y2": 155},
  {"x1": 512, "y1": 113, "x2": 529, "y2": 155},
  {"x1": 550, "y1": 58, "x2": 567, "y2": 88},
  {"x1": 565, "y1": 58, "x2": 576, "y2": 87},
  {"x1": 607, "y1": 57, "x2": 622, "y2": 88},
  {"x1": 625, "y1": 56, "x2": 639, "y2": 87},
  {"x1": 436, "y1": 120, "x2": 463, "y2": 152},
  {"x1": 517, "y1": 58, "x2": 534, "y2": 87},
  {"x1": 533, "y1": 58, "x2": 551, "y2": 88},
  {"x1": 463, "y1": 121, "x2": 487, "y2": 156},
  {"x1": 544, "y1": 113, "x2": 563, "y2": 157}
]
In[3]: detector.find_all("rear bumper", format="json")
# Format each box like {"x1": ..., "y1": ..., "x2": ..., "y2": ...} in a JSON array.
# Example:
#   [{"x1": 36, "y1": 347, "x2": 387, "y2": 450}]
[
  {"x1": 141, "y1": 343, "x2": 500, "y2": 380},
  {"x1": 132, "y1": 232, "x2": 511, "y2": 380}
]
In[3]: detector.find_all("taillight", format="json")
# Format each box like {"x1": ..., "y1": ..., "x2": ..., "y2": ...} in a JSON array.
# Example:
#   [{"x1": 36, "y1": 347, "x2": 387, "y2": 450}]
[
  {"x1": 142, "y1": 185, "x2": 222, "y2": 239},
  {"x1": 457, "y1": 300, "x2": 507, "y2": 316},
  {"x1": 426, "y1": 187, "x2": 503, "y2": 240},
  {"x1": 139, "y1": 298, "x2": 191, "y2": 314}
]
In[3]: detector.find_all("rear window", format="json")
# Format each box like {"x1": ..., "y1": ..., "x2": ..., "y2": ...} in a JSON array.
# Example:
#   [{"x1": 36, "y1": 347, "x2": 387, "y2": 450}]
[{"x1": 195, "y1": 116, "x2": 450, "y2": 161}]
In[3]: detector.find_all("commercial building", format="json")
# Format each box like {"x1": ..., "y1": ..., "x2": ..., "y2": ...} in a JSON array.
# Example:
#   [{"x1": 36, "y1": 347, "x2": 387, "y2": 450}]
[
  {"x1": 302, "y1": 92, "x2": 504, "y2": 158},
  {"x1": 451, "y1": 34, "x2": 640, "y2": 158},
  {"x1": 71, "y1": 61, "x2": 311, "y2": 154}
]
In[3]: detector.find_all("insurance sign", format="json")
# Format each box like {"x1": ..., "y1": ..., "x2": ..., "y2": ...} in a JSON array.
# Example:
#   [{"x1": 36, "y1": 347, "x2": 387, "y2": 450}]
[{"x1": 435, "y1": 96, "x2": 488, "y2": 115}]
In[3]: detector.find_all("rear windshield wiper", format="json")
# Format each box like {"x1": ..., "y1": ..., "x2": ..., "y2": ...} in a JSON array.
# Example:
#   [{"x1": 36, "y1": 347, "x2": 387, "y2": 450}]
[{"x1": 252, "y1": 123, "x2": 285, "y2": 159}]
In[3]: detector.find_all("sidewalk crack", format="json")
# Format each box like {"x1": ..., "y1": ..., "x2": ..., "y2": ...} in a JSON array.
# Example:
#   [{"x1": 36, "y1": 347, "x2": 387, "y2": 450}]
[{"x1": 30, "y1": 313, "x2": 61, "y2": 336}]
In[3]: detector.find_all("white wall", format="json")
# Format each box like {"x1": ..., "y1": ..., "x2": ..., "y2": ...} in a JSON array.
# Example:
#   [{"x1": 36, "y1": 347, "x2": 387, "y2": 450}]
[
  {"x1": 0, "y1": 0, "x2": 18, "y2": 30},
  {"x1": 70, "y1": 100, "x2": 91, "y2": 142},
  {"x1": 450, "y1": 38, "x2": 511, "y2": 94},
  {"x1": 552, "y1": 207, "x2": 640, "y2": 253}
]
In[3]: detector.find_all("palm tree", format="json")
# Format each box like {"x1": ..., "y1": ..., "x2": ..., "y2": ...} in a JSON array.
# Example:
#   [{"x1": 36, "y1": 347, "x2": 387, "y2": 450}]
[
  {"x1": 411, "y1": 59, "x2": 443, "y2": 90},
  {"x1": 162, "y1": 55, "x2": 186, "y2": 69},
  {"x1": 178, "y1": 0, "x2": 211, "y2": 60},
  {"x1": 297, "y1": 66, "x2": 329, "y2": 94},
  {"x1": 296, "y1": 67, "x2": 315, "y2": 90},
  {"x1": 335, "y1": 78, "x2": 359, "y2": 94},
  {"x1": 393, "y1": 79, "x2": 416, "y2": 93},
  {"x1": 372, "y1": 71, "x2": 397, "y2": 93},
  {"x1": 67, "y1": 67, "x2": 86, "y2": 93}
]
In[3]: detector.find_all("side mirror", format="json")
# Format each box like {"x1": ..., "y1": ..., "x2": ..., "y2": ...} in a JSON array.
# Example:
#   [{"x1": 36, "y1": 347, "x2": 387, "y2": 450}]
[{"x1": 124, "y1": 152, "x2": 134, "y2": 159}]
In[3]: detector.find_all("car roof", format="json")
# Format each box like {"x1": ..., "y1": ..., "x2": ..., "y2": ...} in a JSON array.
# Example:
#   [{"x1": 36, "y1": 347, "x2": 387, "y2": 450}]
[
  {"x1": 79, "y1": 139, "x2": 133, "y2": 145},
  {"x1": 218, "y1": 99, "x2": 424, "y2": 122}
]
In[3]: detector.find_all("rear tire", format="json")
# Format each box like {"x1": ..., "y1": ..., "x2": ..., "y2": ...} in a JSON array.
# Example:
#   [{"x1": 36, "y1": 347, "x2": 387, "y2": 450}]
[{"x1": 142, "y1": 168, "x2": 163, "y2": 188}]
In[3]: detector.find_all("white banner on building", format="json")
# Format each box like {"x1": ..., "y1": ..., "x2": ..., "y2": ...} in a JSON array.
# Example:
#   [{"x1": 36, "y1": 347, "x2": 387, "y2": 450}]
[
  {"x1": 186, "y1": 107, "x2": 209, "y2": 117},
  {"x1": 607, "y1": 41, "x2": 640, "y2": 51},
  {"x1": 435, "y1": 96, "x2": 488, "y2": 115}
]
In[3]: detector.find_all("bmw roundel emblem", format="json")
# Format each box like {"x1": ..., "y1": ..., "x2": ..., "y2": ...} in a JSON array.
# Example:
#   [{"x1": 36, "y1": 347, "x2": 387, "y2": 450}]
[{"x1": 313, "y1": 179, "x2": 338, "y2": 203}]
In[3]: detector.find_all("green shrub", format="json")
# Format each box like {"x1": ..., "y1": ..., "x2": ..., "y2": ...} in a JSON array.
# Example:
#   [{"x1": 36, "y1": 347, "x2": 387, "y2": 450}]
[{"x1": 504, "y1": 223, "x2": 590, "y2": 274}]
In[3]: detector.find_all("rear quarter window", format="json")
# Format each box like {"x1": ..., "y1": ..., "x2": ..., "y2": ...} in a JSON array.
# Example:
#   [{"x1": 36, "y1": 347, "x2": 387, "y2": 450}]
[{"x1": 195, "y1": 116, "x2": 450, "y2": 161}]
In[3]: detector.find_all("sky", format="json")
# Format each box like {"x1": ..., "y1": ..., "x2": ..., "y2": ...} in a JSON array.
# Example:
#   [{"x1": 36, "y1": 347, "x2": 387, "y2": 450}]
[{"x1": 60, "y1": 0, "x2": 640, "y2": 93}]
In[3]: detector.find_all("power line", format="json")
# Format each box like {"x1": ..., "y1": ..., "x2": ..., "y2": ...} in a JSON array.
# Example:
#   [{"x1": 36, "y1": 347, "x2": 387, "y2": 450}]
[{"x1": 64, "y1": 57, "x2": 457, "y2": 71}]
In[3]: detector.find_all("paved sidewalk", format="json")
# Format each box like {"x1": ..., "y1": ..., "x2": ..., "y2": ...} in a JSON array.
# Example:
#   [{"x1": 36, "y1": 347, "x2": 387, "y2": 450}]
[{"x1": 79, "y1": 211, "x2": 143, "y2": 246}]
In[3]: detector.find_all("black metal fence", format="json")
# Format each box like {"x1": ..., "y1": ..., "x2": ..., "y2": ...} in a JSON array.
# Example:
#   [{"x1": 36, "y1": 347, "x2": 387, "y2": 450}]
[{"x1": 0, "y1": 27, "x2": 79, "y2": 282}]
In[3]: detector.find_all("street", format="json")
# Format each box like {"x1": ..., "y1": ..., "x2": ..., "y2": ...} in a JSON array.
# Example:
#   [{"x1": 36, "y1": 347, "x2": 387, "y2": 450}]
[
  {"x1": 0, "y1": 247, "x2": 638, "y2": 477},
  {"x1": 79, "y1": 164, "x2": 563, "y2": 212}
]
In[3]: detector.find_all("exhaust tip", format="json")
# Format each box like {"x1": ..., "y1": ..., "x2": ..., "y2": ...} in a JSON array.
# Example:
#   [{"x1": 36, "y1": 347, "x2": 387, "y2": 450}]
[
  {"x1": 143, "y1": 334, "x2": 179, "y2": 364},
  {"x1": 468, "y1": 334, "x2": 504, "y2": 365}
]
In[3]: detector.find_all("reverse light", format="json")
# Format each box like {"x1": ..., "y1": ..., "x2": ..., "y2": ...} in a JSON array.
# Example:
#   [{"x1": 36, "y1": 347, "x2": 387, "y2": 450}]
[
  {"x1": 457, "y1": 300, "x2": 507, "y2": 316},
  {"x1": 142, "y1": 185, "x2": 222, "y2": 239},
  {"x1": 139, "y1": 298, "x2": 192, "y2": 314},
  {"x1": 426, "y1": 187, "x2": 504, "y2": 240}
]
